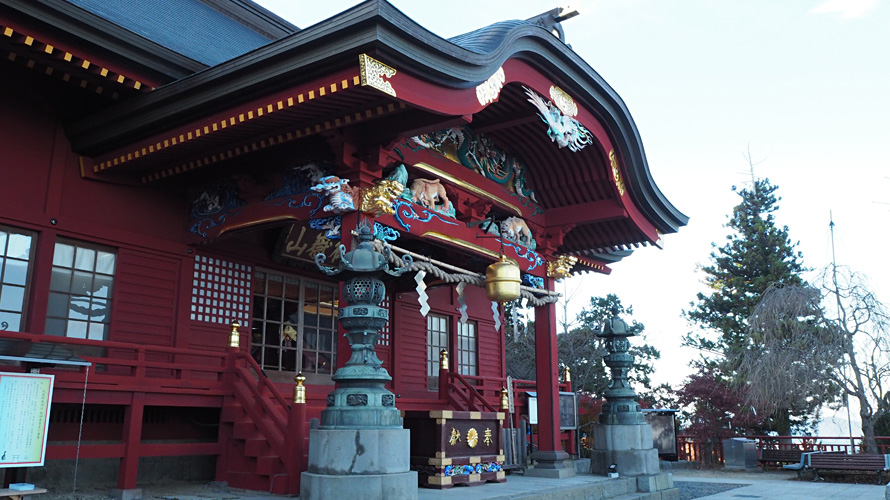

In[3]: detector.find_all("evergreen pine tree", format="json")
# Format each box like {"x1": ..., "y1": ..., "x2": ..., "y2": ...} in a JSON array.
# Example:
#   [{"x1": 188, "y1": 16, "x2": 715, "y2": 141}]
[
  {"x1": 684, "y1": 177, "x2": 809, "y2": 433},
  {"x1": 685, "y1": 178, "x2": 804, "y2": 358}
]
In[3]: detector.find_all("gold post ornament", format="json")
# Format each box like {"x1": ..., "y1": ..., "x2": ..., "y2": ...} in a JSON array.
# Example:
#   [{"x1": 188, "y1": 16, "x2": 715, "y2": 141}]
[
  {"x1": 228, "y1": 321, "x2": 241, "y2": 348},
  {"x1": 564, "y1": 366, "x2": 571, "y2": 382},
  {"x1": 439, "y1": 349, "x2": 449, "y2": 371},
  {"x1": 293, "y1": 372, "x2": 306, "y2": 404},
  {"x1": 500, "y1": 387, "x2": 509, "y2": 410}
]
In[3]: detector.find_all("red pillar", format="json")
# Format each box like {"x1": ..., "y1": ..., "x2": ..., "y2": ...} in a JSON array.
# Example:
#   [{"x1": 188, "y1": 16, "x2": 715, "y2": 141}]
[
  {"x1": 117, "y1": 392, "x2": 145, "y2": 491},
  {"x1": 528, "y1": 276, "x2": 572, "y2": 474}
]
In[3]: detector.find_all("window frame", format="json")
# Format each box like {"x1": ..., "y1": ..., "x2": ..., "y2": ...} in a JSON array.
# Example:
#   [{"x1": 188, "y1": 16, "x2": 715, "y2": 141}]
[
  {"x1": 456, "y1": 319, "x2": 478, "y2": 377},
  {"x1": 250, "y1": 269, "x2": 339, "y2": 377},
  {"x1": 426, "y1": 312, "x2": 450, "y2": 391},
  {"x1": 0, "y1": 225, "x2": 37, "y2": 332},
  {"x1": 45, "y1": 238, "x2": 117, "y2": 340}
]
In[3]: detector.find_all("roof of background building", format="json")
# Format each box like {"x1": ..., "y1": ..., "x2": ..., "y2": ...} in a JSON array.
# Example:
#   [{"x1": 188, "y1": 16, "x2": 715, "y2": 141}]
[{"x1": 63, "y1": 0, "x2": 281, "y2": 65}]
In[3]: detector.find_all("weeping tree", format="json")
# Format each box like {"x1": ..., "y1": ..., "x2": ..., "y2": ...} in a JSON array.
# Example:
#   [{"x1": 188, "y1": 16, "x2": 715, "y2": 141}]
[
  {"x1": 737, "y1": 267, "x2": 890, "y2": 452},
  {"x1": 734, "y1": 283, "x2": 841, "y2": 435}
]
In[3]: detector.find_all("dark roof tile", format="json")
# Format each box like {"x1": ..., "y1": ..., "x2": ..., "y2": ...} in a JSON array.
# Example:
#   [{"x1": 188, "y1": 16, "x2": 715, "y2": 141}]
[{"x1": 64, "y1": 0, "x2": 274, "y2": 65}]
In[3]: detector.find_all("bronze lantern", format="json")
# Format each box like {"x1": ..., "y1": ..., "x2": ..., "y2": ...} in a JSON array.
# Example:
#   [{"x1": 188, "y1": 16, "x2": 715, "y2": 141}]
[{"x1": 484, "y1": 254, "x2": 520, "y2": 302}]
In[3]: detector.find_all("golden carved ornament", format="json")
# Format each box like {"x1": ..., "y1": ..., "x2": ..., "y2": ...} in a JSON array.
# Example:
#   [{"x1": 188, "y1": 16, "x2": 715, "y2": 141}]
[
  {"x1": 609, "y1": 149, "x2": 626, "y2": 196},
  {"x1": 547, "y1": 255, "x2": 578, "y2": 280},
  {"x1": 467, "y1": 428, "x2": 479, "y2": 448},
  {"x1": 359, "y1": 54, "x2": 397, "y2": 97},
  {"x1": 439, "y1": 349, "x2": 450, "y2": 371},
  {"x1": 228, "y1": 321, "x2": 241, "y2": 348},
  {"x1": 293, "y1": 372, "x2": 306, "y2": 404},
  {"x1": 483, "y1": 428, "x2": 493, "y2": 446},
  {"x1": 360, "y1": 179, "x2": 404, "y2": 216},
  {"x1": 476, "y1": 67, "x2": 506, "y2": 106},
  {"x1": 549, "y1": 85, "x2": 578, "y2": 117}
]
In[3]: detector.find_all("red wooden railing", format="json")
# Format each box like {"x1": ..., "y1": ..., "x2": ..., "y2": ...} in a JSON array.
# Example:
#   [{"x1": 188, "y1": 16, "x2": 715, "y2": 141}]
[
  {"x1": 228, "y1": 351, "x2": 292, "y2": 467},
  {"x1": 677, "y1": 435, "x2": 890, "y2": 464},
  {"x1": 442, "y1": 371, "x2": 498, "y2": 412},
  {"x1": 0, "y1": 330, "x2": 304, "y2": 492}
]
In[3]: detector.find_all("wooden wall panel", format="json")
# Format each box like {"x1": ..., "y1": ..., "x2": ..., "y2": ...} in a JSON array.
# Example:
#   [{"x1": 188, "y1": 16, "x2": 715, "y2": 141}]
[
  {"x1": 393, "y1": 292, "x2": 428, "y2": 394},
  {"x1": 111, "y1": 249, "x2": 181, "y2": 346}
]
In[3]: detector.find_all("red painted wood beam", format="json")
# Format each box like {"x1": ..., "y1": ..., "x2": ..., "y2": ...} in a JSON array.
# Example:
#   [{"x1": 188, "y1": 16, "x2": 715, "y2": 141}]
[
  {"x1": 543, "y1": 200, "x2": 627, "y2": 228},
  {"x1": 47, "y1": 443, "x2": 125, "y2": 460}
]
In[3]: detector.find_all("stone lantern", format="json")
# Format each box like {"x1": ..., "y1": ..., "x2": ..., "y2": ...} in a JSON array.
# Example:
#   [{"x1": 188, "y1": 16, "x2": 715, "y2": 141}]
[
  {"x1": 301, "y1": 221, "x2": 417, "y2": 500},
  {"x1": 589, "y1": 306, "x2": 675, "y2": 495}
]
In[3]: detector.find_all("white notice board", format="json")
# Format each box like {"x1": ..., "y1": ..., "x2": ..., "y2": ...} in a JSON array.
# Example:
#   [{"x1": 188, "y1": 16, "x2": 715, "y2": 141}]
[{"x1": 0, "y1": 373, "x2": 54, "y2": 468}]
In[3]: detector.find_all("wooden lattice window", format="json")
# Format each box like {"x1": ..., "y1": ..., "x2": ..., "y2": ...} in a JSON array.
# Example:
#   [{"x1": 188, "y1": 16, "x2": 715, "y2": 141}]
[
  {"x1": 251, "y1": 270, "x2": 338, "y2": 375},
  {"x1": 457, "y1": 320, "x2": 478, "y2": 376},
  {"x1": 46, "y1": 239, "x2": 115, "y2": 340},
  {"x1": 427, "y1": 313, "x2": 449, "y2": 390},
  {"x1": 0, "y1": 226, "x2": 35, "y2": 332}
]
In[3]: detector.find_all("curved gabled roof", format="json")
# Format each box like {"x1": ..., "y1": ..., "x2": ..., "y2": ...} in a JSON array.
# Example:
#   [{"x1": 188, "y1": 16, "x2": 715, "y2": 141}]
[{"x1": 55, "y1": 0, "x2": 685, "y2": 257}]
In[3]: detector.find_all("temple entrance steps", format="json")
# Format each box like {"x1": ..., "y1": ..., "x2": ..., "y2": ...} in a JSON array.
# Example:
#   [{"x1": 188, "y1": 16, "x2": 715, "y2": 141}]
[{"x1": 218, "y1": 395, "x2": 292, "y2": 494}]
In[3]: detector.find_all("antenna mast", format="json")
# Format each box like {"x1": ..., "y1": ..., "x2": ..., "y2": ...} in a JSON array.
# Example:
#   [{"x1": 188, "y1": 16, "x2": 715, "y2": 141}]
[{"x1": 830, "y1": 212, "x2": 856, "y2": 452}]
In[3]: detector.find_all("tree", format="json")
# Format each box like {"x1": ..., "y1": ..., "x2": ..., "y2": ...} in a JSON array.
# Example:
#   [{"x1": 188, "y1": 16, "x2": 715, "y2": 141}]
[
  {"x1": 740, "y1": 268, "x2": 890, "y2": 452},
  {"x1": 505, "y1": 294, "x2": 661, "y2": 400},
  {"x1": 733, "y1": 283, "x2": 840, "y2": 434},
  {"x1": 685, "y1": 177, "x2": 805, "y2": 362},
  {"x1": 684, "y1": 177, "x2": 813, "y2": 433},
  {"x1": 504, "y1": 300, "x2": 536, "y2": 381},
  {"x1": 675, "y1": 363, "x2": 765, "y2": 465},
  {"x1": 563, "y1": 294, "x2": 661, "y2": 398}
]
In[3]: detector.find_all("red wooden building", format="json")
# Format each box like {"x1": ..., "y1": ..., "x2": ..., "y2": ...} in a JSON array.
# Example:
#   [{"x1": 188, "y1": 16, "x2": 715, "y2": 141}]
[{"x1": 0, "y1": 0, "x2": 686, "y2": 495}]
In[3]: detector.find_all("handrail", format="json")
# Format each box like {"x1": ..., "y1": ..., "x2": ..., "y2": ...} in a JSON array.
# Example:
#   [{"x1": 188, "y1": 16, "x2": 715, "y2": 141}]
[
  {"x1": 0, "y1": 331, "x2": 229, "y2": 392},
  {"x1": 447, "y1": 372, "x2": 497, "y2": 413},
  {"x1": 231, "y1": 351, "x2": 291, "y2": 425}
]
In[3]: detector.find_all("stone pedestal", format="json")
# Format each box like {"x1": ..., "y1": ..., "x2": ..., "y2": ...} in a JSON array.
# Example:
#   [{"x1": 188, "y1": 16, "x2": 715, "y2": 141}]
[
  {"x1": 526, "y1": 450, "x2": 576, "y2": 478},
  {"x1": 589, "y1": 423, "x2": 660, "y2": 476},
  {"x1": 301, "y1": 428, "x2": 417, "y2": 500}
]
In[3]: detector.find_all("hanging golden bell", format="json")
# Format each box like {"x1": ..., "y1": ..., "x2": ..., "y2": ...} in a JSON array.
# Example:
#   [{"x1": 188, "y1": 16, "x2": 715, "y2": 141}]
[{"x1": 484, "y1": 255, "x2": 520, "y2": 302}]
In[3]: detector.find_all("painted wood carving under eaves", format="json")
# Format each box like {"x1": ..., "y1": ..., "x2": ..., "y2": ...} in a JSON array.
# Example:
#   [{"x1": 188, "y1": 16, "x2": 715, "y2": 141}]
[{"x1": 404, "y1": 126, "x2": 541, "y2": 216}]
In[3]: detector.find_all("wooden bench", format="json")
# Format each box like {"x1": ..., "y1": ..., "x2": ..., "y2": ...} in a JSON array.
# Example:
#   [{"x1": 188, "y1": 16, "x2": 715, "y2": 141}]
[
  {"x1": 758, "y1": 448, "x2": 803, "y2": 468},
  {"x1": 0, "y1": 486, "x2": 48, "y2": 500},
  {"x1": 808, "y1": 453, "x2": 890, "y2": 484},
  {"x1": 781, "y1": 451, "x2": 845, "y2": 478}
]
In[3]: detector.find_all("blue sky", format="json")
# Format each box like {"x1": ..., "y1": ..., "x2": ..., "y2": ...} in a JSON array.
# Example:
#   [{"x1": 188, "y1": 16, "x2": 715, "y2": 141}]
[{"x1": 255, "y1": 1, "x2": 890, "y2": 407}]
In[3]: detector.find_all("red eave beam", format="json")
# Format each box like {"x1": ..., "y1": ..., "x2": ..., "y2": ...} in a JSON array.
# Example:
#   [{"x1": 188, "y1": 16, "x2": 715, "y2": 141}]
[{"x1": 543, "y1": 200, "x2": 626, "y2": 228}]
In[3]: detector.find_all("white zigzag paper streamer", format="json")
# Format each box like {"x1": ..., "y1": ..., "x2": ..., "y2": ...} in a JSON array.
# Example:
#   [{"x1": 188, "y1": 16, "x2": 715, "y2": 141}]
[
  {"x1": 415, "y1": 270, "x2": 430, "y2": 317},
  {"x1": 456, "y1": 282, "x2": 468, "y2": 324},
  {"x1": 512, "y1": 302, "x2": 519, "y2": 337},
  {"x1": 491, "y1": 301, "x2": 501, "y2": 330}
]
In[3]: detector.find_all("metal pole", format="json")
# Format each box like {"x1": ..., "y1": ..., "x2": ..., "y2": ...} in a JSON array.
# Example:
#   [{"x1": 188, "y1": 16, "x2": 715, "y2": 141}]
[{"x1": 830, "y1": 212, "x2": 856, "y2": 453}]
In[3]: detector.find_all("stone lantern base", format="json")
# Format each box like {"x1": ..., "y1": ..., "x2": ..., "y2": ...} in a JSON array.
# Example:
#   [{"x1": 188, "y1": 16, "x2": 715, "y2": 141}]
[
  {"x1": 589, "y1": 422, "x2": 674, "y2": 495},
  {"x1": 301, "y1": 428, "x2": 417, "y2": 500}
]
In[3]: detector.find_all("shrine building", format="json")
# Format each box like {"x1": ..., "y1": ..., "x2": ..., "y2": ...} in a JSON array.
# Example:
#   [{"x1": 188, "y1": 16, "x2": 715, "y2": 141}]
[{"x1": 0, "y1": 0, "x2": 686, "y2": 495}]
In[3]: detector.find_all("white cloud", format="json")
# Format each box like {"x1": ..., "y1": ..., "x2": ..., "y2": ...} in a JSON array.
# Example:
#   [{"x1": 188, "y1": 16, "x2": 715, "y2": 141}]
[{"x1": 811, "y1": 0, "x2": 878, "y2": 18}]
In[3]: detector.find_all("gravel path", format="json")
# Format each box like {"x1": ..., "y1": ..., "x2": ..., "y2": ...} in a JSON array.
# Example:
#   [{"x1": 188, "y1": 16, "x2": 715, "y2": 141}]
[{"x1": 675, "y1": 480, "x2": 748, "y2": 499}]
